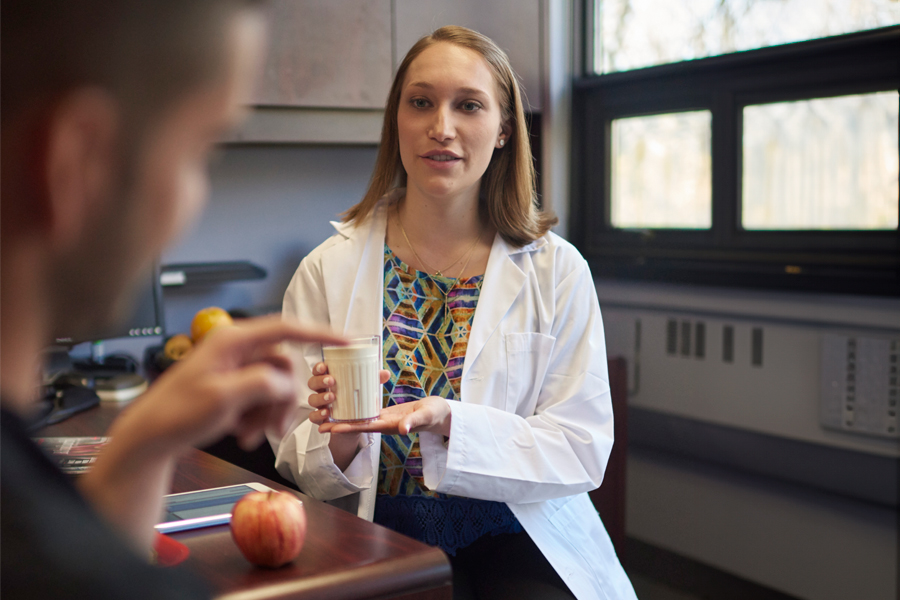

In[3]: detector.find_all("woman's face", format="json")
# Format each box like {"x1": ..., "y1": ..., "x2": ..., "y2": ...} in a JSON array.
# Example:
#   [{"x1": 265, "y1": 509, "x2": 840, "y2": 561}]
[{"x1": 397, "y1": 42, "x2": 507, "y2": 203}]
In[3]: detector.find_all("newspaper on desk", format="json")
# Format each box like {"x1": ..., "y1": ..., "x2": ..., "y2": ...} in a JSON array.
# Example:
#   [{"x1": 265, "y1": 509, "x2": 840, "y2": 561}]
[{"x1": 33, "y1": 437, "x2": 111, "y2": 474}]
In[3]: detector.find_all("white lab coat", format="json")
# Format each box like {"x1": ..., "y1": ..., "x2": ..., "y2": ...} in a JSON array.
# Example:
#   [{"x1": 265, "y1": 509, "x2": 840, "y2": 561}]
[{"x1": 271, "y1": 195, "x2": 637, "y2": 600}]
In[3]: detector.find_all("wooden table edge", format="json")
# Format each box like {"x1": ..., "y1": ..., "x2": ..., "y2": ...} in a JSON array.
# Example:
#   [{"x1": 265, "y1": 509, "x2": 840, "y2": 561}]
[{"x1": 215, "y1": 550, "x2": 451, "y2": 600}]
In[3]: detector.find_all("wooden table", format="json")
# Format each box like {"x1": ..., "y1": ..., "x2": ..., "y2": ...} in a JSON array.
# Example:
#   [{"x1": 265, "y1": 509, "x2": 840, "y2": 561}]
[{"x1": 41, "y1": 404, "x2": 452, "y2": 600}]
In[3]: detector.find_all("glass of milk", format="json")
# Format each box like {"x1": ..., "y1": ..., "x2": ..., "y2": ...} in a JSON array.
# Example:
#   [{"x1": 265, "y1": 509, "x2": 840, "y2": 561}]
[{"x1": 322, "y1": 335, "x2": 381, "y2": 422}]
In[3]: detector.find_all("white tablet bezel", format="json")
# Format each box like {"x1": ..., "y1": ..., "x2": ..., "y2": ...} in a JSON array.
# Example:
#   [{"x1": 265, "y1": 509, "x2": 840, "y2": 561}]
[{"x1": 155, "y1": 482, "x2": 274, "y2": 534}]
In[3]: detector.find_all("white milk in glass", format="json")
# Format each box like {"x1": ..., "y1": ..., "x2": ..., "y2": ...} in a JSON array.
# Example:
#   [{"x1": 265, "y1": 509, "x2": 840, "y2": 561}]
[{"x1": 323, "y1": 338, "x2": 380, "y2": 422}]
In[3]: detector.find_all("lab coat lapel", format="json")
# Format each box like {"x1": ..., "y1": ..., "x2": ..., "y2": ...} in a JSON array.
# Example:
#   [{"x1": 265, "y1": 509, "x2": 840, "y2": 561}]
[
  {"x1": 320, "y1": 204, "x2": 387, "y2": 337},
  {"x1": 319, "y1": 204, "x2": 386, "y2": 523},
  {"x1": 463, "y1": 234, "x2": 527, "y2": 377}
]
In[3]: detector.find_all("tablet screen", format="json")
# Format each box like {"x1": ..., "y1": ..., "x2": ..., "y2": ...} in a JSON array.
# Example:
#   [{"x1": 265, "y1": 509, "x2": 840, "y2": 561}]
[
  {"x1": 162, "y1": 485, "x2": 255, "y2": 521},
  {"x1": 156, "y1": 485, "x2": 260, "y2": 532}
]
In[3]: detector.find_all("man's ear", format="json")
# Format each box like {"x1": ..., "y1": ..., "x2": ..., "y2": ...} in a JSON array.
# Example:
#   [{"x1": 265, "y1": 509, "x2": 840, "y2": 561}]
[{"x1": 42, "y1": 88, "x2": 119, "y2": 251}]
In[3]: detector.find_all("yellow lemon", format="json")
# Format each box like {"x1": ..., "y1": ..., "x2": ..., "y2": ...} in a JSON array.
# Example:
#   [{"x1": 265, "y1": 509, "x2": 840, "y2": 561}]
[{"x1": 191, "y1": 307, "x2": 233, "y2": 343}]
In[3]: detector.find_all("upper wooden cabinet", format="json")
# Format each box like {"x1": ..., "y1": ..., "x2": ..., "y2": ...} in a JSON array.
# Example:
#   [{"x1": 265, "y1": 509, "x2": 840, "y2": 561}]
[
  {"x1": 254, "y1": 0, "x2": 393, "y2": 108},
  {"x1": 230, "y1": 0, "x2": 541, "y2": 144}
]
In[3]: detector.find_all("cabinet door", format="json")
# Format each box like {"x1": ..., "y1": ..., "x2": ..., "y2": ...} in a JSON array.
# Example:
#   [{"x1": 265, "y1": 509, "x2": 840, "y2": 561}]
[
  {"x1": 255, "y1": 0, "x2": 393, "y2": 109},
  {"x1": 394, "y1": 0, "x2": 542, "y2": 111}
]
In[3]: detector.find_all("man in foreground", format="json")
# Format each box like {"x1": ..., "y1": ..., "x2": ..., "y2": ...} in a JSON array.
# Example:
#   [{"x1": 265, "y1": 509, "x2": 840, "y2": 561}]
[{"x1": 1, "y1": 2, "x2": 338, "y2": 597}]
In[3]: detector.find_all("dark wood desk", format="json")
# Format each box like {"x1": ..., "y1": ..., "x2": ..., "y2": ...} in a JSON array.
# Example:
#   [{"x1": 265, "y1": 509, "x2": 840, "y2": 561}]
[{"x1": 41, "y1": 404, "x2": 452, "y2": 600}]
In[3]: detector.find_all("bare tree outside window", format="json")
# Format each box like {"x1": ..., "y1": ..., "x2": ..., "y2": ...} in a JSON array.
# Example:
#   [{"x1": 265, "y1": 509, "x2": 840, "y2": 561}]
[
  {"x1": 611, "y1": 111, "x2": 713, "y2": 229},
  {"x1": 742, "y1": 91, "x2": 900, "y2": 230},
  {"x1": 595, "y1": 0, "x2": 900, "y2": 74}
]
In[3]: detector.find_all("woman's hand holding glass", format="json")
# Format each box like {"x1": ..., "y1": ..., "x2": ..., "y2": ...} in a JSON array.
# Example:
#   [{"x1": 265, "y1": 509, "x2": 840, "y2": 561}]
[
  {"x1": 307, "y1": 362, "x2": 451, "y2": 438},
  {"x1": 308, "y1": 362, "x2": 390, "y2": 429}
]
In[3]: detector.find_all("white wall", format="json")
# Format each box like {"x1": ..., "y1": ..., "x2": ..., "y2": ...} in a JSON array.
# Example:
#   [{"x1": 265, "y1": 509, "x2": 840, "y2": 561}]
[
  {"x1": 599, "y1": 279, "x2": 900, "y2": 456},
  {"x1": 599, "y1": 278, "x2": 900, "y2": 599},
  {"x1": 628, "y1": 448, "x2": 897, "y2": 600}
]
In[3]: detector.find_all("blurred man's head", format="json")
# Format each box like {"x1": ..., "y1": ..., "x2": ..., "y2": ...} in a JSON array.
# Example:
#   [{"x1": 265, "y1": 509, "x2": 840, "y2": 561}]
[{"x1": 1, "y1": 1, "x2": 267, "y2": 344}]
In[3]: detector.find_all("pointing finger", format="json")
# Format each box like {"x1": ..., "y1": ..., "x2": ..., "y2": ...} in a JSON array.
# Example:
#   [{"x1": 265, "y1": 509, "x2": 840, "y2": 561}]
[{"x1": 224, "y1": 316, "x2": 348, "y2": 351}]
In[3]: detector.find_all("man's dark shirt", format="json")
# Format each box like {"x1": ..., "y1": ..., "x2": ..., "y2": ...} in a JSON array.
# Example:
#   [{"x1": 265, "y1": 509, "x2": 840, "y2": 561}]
[{"x1": 1, "y1": 407, "x2": 209, "y2": 599}]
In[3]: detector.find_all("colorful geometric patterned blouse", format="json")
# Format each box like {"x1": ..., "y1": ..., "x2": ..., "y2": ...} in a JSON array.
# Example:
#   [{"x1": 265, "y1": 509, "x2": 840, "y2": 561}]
[{"x1": 374, "y1": 244, "x2": 522, "y2": 555}]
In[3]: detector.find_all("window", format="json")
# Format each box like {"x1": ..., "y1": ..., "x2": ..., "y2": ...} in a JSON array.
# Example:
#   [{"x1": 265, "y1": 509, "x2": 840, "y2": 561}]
[
  {"x1": 742, "y1": 92, "x2": 898, "y2": 231},
  {"x1": 594, "y1": 0, "x2": 900, "y2": 74},
  {"x1": 611, "y1": 111, "x2": 712, "y2": 229},
  {"x1": 573, "y1": 5, "x2": 900, "y2": 295}
]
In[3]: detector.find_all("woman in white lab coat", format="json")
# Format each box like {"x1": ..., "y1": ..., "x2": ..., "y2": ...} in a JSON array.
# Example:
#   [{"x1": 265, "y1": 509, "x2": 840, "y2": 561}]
[{"x1": 272, "y1": 26, "x2": 636, "y2": 600}]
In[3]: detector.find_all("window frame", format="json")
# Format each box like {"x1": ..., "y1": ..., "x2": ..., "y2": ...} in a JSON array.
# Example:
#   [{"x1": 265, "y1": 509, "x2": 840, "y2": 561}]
[{"x1": 571, "y1": 25, "x2": 900, "y2": 296}]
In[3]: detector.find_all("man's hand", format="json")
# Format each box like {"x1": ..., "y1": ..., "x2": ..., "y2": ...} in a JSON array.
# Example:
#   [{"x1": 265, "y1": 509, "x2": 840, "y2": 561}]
[
  {"x1": 78, "y1": 316, "x2": 345, "y2": 552},
  {"x1": 127, "y1": 316, "x2": 344, "y2": 453}
]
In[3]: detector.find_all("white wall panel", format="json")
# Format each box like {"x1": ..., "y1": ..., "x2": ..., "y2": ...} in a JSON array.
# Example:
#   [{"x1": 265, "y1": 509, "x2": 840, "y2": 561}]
[{"x1": 628, "y1": 452, "x2": 898, "y2": 600}]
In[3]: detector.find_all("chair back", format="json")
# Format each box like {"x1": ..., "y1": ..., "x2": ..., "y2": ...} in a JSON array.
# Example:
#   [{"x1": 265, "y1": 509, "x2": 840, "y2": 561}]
[{"x1": 589, "y1": 356, "x2": 628, "y2": 563}]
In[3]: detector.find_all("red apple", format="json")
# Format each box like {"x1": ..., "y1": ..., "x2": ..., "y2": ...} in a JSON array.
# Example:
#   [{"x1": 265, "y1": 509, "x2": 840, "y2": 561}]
[{"x1": 230, "y1": 491, "x2": 307, "y2": 568}]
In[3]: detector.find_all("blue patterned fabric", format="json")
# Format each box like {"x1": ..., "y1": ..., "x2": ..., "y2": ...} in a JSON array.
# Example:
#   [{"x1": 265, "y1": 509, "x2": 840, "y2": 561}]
[
  {"x1": 375, "y1": 495, "x2": 523, "y2": 557},
  {"x1": 375, "y1": 244, "x2": 522, "y2": 555}
]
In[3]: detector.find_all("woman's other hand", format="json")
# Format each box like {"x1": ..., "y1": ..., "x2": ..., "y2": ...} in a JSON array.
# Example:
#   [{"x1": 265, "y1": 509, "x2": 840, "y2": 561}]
[{"x1": 323, "y1": 396, "x2": 452, "y2": 438}]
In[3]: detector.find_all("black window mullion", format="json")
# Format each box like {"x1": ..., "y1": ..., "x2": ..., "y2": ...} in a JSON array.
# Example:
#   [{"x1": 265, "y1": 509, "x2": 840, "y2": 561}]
[
  {"x1": 712, "y1": 89, "x2": 737, "y2": 248},
  {"x1": 568, "y1": 89, "x2": 589, "y2": 249}
]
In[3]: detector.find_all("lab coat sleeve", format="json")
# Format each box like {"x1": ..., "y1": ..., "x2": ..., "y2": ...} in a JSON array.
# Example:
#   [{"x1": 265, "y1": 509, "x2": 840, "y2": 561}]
[
  {"x1": 420, "y1": 258, "x2": 613, "y2": 504},
  {"x1": 268, "y1": 253, "x2": 377, "y2": 501}
]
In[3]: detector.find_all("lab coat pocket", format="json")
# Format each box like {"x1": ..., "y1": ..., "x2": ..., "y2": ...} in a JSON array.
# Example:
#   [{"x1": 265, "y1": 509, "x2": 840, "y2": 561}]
[{"x1": 504, "y1": 332, "x2": 555, "y2": 415}]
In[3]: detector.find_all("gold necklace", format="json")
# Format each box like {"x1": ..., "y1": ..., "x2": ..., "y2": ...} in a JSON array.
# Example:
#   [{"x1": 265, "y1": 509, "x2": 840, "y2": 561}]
[
  {"x1": 396, "y1": 204, "x2": 482, "y2": 278},
  {"x1": 395, "y1": 203, "x2": 482, "y2": 341}
]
